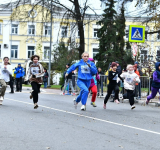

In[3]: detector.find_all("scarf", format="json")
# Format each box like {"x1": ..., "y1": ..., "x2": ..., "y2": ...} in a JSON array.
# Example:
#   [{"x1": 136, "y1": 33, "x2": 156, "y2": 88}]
[{"x1": 33, "y1": 62, "x2": 39, "y2": 66}]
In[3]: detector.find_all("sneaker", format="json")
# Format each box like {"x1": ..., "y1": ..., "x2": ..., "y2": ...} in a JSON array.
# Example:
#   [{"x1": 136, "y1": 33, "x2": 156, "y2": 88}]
[
  {"x1": 34, "y1": 103, "x2": 39, "y2": 109},
  {"x1": 131, "y1": 105, "x2": 136, "y2": 110},
  {"x1": 97, "y1": 93, "x2": 100, "y2": 97},
  {"x1": 73, "y1": 99, "x2": 78, "y2": 109},
  {"x1": 114, "y1": 99, "x2": 120, "y2": 104},
  {"x1": 9, "y1": 92, "x2": 14, "y2": 94},
  {"x1": 0, "y1": 96, "x2": 4, "y2": 101},
  {"x1": 91, "y1": 102, "x2": 97, "y2": 107},
  {"x1": 0, "y1": 100, "x2": 2, "y2": 105},
  {"x1": 30, "y1": 92, "x2": 33, "y2": 99},
  {"x1": 81, "y1": 105, "x2": 86, "y2": 111},
  {"x1": 103, "y1": 103, "x2": 106, "y2": 109},
  {"x1": 101, "y1": 93, "x2": 104, "y2": 96},
  {"x1": 72, "y1": 93, "x2": 76, "y2": 96},
  {"x1": 146, "y1": 99, "x2": 149, "y2": 105}
]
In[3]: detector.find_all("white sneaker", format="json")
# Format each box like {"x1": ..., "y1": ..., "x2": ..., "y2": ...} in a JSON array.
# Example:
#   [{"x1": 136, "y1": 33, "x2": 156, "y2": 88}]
[
  {"x1": 131, "y1": 105, "x2": 136, "y2": 110},
  {"x1": 81, "y1": 105, "x2": 86, "y2": 111},
  {"x1": 0, "y1": 96, "x2": 3, "y2": 100}
]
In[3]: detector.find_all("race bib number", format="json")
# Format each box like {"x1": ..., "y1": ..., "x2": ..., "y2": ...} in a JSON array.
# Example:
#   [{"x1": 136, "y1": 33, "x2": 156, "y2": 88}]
[
  {"x1": 31, "y1": 67, "x2": 40, "y2": 75},
  {"x1": 81, "y1": 65, "x2": 90, "y2": 73}
]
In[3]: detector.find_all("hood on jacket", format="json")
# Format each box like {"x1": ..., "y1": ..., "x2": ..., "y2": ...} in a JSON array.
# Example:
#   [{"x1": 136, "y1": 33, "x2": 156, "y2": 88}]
[
  {"x1": 135, "y1": 61, "x2": 138, "y2": 64},
  {"x1": 155, "y1": 62, "x2": 160, "y2": 71},
  {"x1": 18, "y1": 63, "x2": 21, "y2": 67}
]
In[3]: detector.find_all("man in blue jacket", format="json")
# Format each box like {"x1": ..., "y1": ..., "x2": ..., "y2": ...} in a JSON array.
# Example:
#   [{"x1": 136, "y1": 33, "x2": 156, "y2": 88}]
[
  {"x1": 14, "y1": 63, "x2": 24, "y2": 92},
  {"x1": 65, "y1": 52, "x2": 97, "y2": 111}
]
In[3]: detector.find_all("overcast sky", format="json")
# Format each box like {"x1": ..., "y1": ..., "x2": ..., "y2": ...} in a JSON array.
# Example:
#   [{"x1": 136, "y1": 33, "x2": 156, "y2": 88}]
[{"x1": 0, "y1": 0, "x2": 148, "y2": 17}]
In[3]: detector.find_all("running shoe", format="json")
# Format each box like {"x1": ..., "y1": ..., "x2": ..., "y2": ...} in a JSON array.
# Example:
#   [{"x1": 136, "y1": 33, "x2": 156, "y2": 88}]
[
  {"x1": 103, "y1": 104, "x2": 106, "y2": 109},
  {"x1": 72, "y1": 93, "x2": 76, "y2": 96},
  {"x1": 81, "y1": 105, "x2": 86, "y2": 111},
  {"x1": 34, "y1": 103, "x2": 39, "y2": 109},
  {"x1": 101, "y1": 93, "x2": 104, "y2": 96},
  {"x1": 73, "y1": 98, "x2": 78, "y2": 109},
  {"x1": 91, "y1": 102, "x2": 97, "y2": 107},
  {"x1": 0, "y1": 96, "x2": 3, "y2": 101},
  {"x1": 114, "y1": 99, "x2": 120, "y2": 104},
  {"x1": 146, "y1": 99, "x2": 149, "y2": 105},
  {"x1": 131, "y1": 105, "x2": 136, "y2": 110},
  {"x1": 97, "y1": 93, "x2": 100, "y2": 97}
]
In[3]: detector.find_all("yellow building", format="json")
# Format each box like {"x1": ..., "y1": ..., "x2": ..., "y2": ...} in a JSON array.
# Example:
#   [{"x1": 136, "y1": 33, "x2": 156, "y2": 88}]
[{"x1": 0, "y1": 1, "x2": 160, "y2": 69}]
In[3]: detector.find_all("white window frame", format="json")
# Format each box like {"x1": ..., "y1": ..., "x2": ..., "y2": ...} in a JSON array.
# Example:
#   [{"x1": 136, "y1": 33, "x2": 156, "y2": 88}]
[
  {"x1": 91, "y1": 43, "x2": 99, "y2": 58},
  {"x1": 11, "y1": 45, "x2": 18, "y2": 59},
  {"x1": 93, "y1": 48, "x2": 99, "y2": 58},
  {"x1": 11, "y1": 24, "x2": 18, "y2": 35},
  {"x1": 44, "y1": 46, "x2": 50, "y2": 60},
  {"x1": 27, "y1": 22, "x2": 36, "y2": 36},
  {"x1": 61, "y1": 26, "x2": 68, "y2": 37},
  {"x1": 93, "y1": 28, "x2": 99, "y2": 38},
  {"x1": 11, "y1": 41, "x2": 20, "y2": 59},
  {"x1": 140, "y1": 50, "x2": 148, "y2": 63},
  {"x1": 44, "y1": 25, "x2": 51, "y2": 36},
  {"x1": 27, "y1": 45, "x2": 35, "y2": 59},
  {"x1": 92, "y1": 24, "x2": 101, "y2": 38}
]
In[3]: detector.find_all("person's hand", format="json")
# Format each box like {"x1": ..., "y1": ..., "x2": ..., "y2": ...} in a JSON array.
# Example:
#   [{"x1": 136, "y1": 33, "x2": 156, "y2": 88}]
[
  {"x1": 65, "y1": 73, "x2": 68, "y2": 77},
  {"x1": 4, "y1": 66, "x2": 7, "y2": 69},
  {"x1": 133, "y1": 78, "x2": 136, "y2": 82},
  {"x1": 33, "y1": 75, "x2": 36, "y2": 78}
]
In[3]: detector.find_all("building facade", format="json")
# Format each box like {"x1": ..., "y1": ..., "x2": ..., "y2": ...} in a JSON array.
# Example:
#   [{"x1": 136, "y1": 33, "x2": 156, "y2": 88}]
[{"x1": 0, "y1": 1, "x2": 160, "y2": 68}]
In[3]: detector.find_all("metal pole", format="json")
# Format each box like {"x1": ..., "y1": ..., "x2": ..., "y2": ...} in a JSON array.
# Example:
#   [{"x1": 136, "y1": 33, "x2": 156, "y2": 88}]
[
  {"x1": 10, "y1": 1, "x2": 12, "y2": 63},
  {"x1": 48, "y1": 0, "x2": 53, "y2": 87}
]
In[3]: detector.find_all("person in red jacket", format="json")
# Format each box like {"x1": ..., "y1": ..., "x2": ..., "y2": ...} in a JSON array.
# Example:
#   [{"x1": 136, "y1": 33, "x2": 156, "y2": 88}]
[
  {"x1": 88, "y1": 58, "x2": 100, "y2": 107},
  {"x1": 134, "y1": 65, "x2": 140, "y2": 98}
]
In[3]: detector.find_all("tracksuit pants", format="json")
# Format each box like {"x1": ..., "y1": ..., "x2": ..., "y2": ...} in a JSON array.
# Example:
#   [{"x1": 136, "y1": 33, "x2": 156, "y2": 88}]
[
  {"x1": 76, "y1": 79, "x2": 91, "y2": 105},
  {"x1": 104, "y1": 84, "x2": 119, "y2": 104},
  {"x1": 126, "y1": 90, "x2": 135, "y2": 106},
  {"x1": 89, "y1": 85, "x2": 97, "y2": 102},
  {"x1": 31, "y1": 82, "x2": 41, "y2": 104},
  {"x1": 147, "y1": 87, "x2": 160, "y2": 101}
]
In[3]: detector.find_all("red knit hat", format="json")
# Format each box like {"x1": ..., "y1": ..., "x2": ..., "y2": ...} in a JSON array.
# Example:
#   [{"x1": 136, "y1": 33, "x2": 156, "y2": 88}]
[{"x1": 111, "y1": 62, "x2": 117, "y2": 68}]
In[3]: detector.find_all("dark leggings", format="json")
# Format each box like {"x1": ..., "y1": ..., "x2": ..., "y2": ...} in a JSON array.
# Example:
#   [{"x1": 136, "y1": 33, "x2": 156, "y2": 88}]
[
  {"x1": 104, "y1": 84, "x2": 119, "y2": 104},
  {"x1": 31, "y1": 82, "x2": 41, "y2": 104},
  {"x1": 16, "y1": 77, "x2": 22, "y2": 91},
  {"x1": 126, "y1": 90, "x2": 135, "y2": 106}
]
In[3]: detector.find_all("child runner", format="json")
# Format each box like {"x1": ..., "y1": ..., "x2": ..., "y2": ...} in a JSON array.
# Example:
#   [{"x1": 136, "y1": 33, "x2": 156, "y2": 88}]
[
  {"x1": 0, "y1": 57, "x2": 12, "y2": 105},
  {"x1": 103, "y1": 62, "x2": 123, "y2": 109},
  {"x1": 118, "y1": 64, "x2": 140, "y2": 109},
  {"x1": 65, "y1": 52, "x2": 97, "y2": 111},
  {"x1": 146, "y1": 62, "x2": 160, "y2": 105},
  {"x1": 25, "y1": 55, "x2": 44, "y2": 109},
  {"x1": 88, "y1": 58, "x2": 100, "y2": 107}
]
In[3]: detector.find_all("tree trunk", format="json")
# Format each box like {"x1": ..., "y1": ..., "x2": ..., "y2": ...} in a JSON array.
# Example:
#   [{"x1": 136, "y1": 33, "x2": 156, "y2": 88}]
[{"x1": 74, "y1": 0, "x2": 85, "y2": 59}]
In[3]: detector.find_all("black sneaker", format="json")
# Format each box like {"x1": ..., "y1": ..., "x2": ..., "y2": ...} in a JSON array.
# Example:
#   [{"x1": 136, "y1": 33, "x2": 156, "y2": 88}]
[
  {"x1": 97, "y1": 93, "x2": 100, "y2": 97},
  {"x1": 34, "y1": 104, "x2": 39, "y2": 109},
  {"x1": 101, "y1": 93, "x2": 104, "y2": 96},
  {"x1": 9, "y1": 92, "x2": 14, "y2": 94}
]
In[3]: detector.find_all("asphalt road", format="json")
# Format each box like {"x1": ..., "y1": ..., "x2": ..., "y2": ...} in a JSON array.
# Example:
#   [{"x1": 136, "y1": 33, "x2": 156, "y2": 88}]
[{"x1": 1, "y1": 88, "x2": 160, "y2": 150}]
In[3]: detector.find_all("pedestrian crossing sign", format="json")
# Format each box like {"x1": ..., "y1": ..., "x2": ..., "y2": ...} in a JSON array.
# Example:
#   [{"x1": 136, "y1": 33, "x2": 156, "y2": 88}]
[{"x1": 129, "y1": 25, "x2": 145, "y2": 43}]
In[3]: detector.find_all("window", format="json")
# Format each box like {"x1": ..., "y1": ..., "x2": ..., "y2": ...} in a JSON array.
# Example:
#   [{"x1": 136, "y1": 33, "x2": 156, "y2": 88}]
[
  {"x1": 11, "y1": 24, "x2": 18, "y2": 34},
  {"x1": 0, "y1": 24, "x2": 1, "y2": 34},
  {"x1": 145, "y1": 27, "x2": 149, "y2": 41},
  {"x1": 93, "y1": 29, "x2": 98, "y2": 38},
  {"x1": 44, "y1": 47, "x2": 50, "y2": 59},
  {"x1": 141, "y1": 50, "x2": 147, "y2": 63},
  {"x1": 0, "y1": 45, "x2": 1, "y2": 58},
  {"x1": 28, "y1": 25, "x2": 35, "y2": 35},
  {"x1": 93, "y1": 48, "x2": 99, "y2": 58},
  {"x1": 45, "y1": 26, "x2": 51, "y2": 35},
  {"x1": 125, "y1": 27, "x2": 129, "y2": 39},
  {"x1": 11, "y1": 45, "x2": 18, "y2": 58},
  {"x1": 157, "y1": 33, "x2": 160, "y2": 40},
  {"x1": 28, "y1": 46, "x2": 35, "y2": 58},
  {"x1": 61, "y1": 26, "x2": 67, "y2": 37}
]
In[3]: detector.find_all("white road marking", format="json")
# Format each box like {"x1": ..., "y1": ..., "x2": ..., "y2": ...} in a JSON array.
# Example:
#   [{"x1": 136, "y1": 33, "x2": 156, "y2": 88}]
[{"x1": 5, "y1": 98, "x2": 160, "y2": 135}]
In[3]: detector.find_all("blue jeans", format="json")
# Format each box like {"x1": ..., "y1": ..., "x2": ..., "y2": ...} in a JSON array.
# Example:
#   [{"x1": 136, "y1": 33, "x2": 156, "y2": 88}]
[
  {"x1": 44, "y1": 82, "x2": 48, "y2": 88},
  {"x1": 76, "y1": 79, "x2": 91, "y2": 105}
]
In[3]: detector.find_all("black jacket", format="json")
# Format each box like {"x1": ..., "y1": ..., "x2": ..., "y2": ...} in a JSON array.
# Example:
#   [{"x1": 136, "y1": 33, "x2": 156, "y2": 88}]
[
  {"x1": 116, "y1": 65, "x2": 122, "y2": 75},
  {"x1": 43, "y1": 72, "x2": 49, "y2": 82}
]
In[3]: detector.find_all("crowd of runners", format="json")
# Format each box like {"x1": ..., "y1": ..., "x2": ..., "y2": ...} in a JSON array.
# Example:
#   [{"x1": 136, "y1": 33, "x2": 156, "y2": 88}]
[{"x1": 0, "y1": 52, "x2": 160, "y2": 110}]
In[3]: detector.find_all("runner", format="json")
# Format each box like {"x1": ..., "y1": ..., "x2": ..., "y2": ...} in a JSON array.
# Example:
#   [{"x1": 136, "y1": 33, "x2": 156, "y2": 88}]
[
  {"x1": 25, "y1": 55, "x2": 44, "y2": 109},
  {"x1": 118, "y1": 64, "x2": 140, "y2": 109},
  {"x1": 88, "y1": 58, "x2": 99, "y2": 107},
  {"x1": 0, "y1": 57, "x2": 12, "y2": 105},
  {"x1": 146, "y1": 62, "x2": 160, "y2": 105},
  {"x1": 103, "y1": 62, "x2": 123, "y2": 109},
  {"x1": 65, "y1": 52, "x2": 97, "y2": 111}
]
